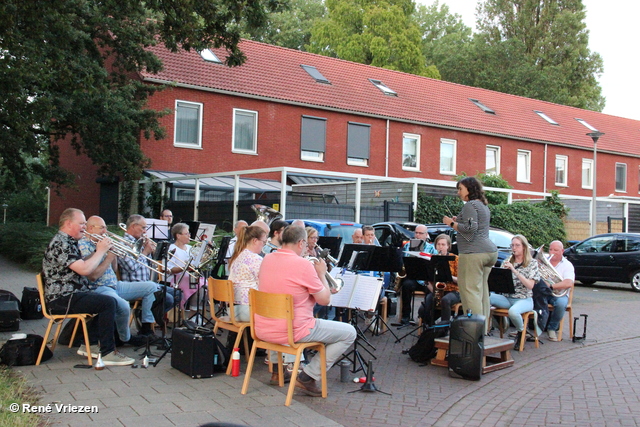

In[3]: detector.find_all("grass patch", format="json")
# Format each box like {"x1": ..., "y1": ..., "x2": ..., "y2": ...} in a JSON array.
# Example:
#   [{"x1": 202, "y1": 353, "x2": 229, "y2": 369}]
[{"x1": 0, "y1": 366, "x2": 46, "y2": 426}]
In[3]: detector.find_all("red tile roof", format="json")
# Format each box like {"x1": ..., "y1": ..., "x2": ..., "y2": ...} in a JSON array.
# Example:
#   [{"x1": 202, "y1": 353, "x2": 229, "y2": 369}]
[{"x1": 141, "y1": 40, "x2": 640, "y2": 155}]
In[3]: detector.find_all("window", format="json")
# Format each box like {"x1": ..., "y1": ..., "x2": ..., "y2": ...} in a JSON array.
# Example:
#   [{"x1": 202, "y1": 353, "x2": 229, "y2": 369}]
[
  {"x1": 555, "y1": 155, "x2": 568, "y2": 186},
  {"x1": 200, "y1": 49, "x2": 222, "y2": 64},
  {"x1": 402, "y1": 134, "x2": 420, "y2": 171},
  {"x1": 300, "y1": 116, "x2": 326, "y2": 162},
  {"x1": 534, "y1": 110, "x2": 559, "y2": 125},
  {"x1": 469, "y1": 99, "x2": 495, "y2": 114},
  {"x1": 616, "y1": 163, "x2": 627, "y2": 192},
  {"x1": 440, "y1": 139, "x2": 456, "y2": 175},
  {"x1": 301, "y1": 65, "x2": 330, "y2": 84},
  {"x1": 517, "y1": 150, "x2": 531, "y2": 183},
  {"x1": 347, "y1": 122, "x2": 370, "y2": 166},
  {"x1": 369, "y1": 79, "x2": 397, "y2": 96},
  {"x1": 486, "y1": 146, "x2": 500, "y2": 175},
  {"x1": 174, "y1": 101, "x2": 203, "y2": 148},
  {"x1": 232, "y1": 109, "x2": 258, "y2": 154},
  {"x1": 582, "y1": 159, "x2": 594, "y2": 189}
]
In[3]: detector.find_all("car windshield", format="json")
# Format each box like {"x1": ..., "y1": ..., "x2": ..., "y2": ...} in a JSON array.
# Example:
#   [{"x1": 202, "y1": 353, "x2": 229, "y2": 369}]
[
  {"x1": 327, "y1": 225, "x2": 362, "y2": 245},
  {"x1": 489, "y1": 230, "x2": 514, "y2": 249}
]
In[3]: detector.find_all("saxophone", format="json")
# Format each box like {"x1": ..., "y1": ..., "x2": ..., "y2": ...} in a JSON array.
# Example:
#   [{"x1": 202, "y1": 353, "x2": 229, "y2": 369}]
[{"x1": 434, "y1": 282, "x2": 459, "y2": 308}]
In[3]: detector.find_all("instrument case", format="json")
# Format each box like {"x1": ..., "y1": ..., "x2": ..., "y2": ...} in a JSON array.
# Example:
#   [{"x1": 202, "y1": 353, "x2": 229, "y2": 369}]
[
  {"x1": 448, "y1": 313, "x2": 484, "y2": 381},
  {"x1": 0, "y1": 300, "x2": 21, "y2": 332},
  {"x1": 171, "y1": 327, "x2": 225, "y2": 378}
]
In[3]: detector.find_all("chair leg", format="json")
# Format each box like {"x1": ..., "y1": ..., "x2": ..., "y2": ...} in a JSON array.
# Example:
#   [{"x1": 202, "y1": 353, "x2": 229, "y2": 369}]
[
  {"x1": 68, "y1": 318, "x2": 81, "y2": 349},
  {"x1": 285, "y1": 350, "x2": 303, "y2": 407},
  {"x1": 241, "y1": 343, "x2": 258, "y2": 395},
  {"x1": 568, "y1": 307, "x2": 574, "y2": 338},
  {"x1": 36, "y1": 320, "x2": 55, "y2": 365},
  {"x1": 319, "y1": 345, "x2": 327, "y2": 398},
  {"x1": 240, "y1": 327, "x2": 251, "y2": 363},
  {"x1": 51, "y1": 321, "x2": 65, "y2": 352},
  {"x1": 80, "y1": 319, "x2": 92, "y2": 365}
]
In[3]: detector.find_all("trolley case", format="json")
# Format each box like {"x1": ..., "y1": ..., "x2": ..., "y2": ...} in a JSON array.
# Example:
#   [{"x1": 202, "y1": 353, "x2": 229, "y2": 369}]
[
  {"x1": 448, "y1": 313, "x2": 484, "y2": 381},
  {"x1": 0, "y1": 300, "x2": 21, "y2": 332},
  {"x1": 171, "y1": 327, "x2": 216, "y2": 378}
]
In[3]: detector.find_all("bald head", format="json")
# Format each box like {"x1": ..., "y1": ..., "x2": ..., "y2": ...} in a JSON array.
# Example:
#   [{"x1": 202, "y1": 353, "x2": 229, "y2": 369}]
[
  {"x1": 251, "y1": 220, "x2": 270, "y2": 234},
  {"x1": 548, "y1": 240, "x2": 564, "y2": 263},
  {"x1": 86, "y1": 215, "x2": 107, "y2": 236}
]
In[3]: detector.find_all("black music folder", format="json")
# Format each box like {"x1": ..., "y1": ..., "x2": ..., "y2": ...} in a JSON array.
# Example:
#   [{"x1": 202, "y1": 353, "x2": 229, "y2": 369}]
[
  {"x1": 402, "y1": 255, "x2": 455, "y2": 283},
  {"x1": 488, "y1": 267, "x2": 516, "y2": 294}
]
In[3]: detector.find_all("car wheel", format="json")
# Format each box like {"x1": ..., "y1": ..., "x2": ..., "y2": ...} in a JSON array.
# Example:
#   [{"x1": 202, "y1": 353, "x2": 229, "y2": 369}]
[
  {"x1": 630, "y1": 271, "x2": 640, "y2": 292},
  {"x1": 579, "y1": 280, "x2": 595, "y2": 286}
]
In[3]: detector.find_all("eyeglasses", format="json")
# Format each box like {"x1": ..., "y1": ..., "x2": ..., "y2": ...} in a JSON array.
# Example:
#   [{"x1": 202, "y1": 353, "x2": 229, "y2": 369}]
[{"x1": 299, "y1": 239, "x2": 308, "y2": 247}]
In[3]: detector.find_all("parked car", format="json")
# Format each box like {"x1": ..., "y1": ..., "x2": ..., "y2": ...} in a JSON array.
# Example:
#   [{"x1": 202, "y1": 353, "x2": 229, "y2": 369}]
[
  {"x1": 563, "y1": 233, "x2": 640, "y2": 292},
  {"x1": 372, "y1": 222, "x2": 514, "y2": 266},
  {"x1": 285, "y1": 219, "x2": 363, "y2": 245}
]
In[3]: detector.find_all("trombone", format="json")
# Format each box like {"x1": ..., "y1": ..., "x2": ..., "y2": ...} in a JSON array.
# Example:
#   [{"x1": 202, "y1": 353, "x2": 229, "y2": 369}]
[{"x1": 83, "y1": 231, "x2": 164, "y2": 275}]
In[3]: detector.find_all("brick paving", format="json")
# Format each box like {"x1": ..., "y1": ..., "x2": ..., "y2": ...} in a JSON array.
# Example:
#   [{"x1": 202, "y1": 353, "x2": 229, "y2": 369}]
[{"x1": 2, "y1": 255, "x2": 639, "y2": 426}]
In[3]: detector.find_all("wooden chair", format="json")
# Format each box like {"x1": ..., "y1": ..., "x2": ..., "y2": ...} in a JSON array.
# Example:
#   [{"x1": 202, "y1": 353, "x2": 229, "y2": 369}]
[
  {"x1": 241, "y1": 289, "x2": 327, "y2": 406},
  {"x1": 491, "y1": 307, "x2": 539, "y2": 351},
  {"x1": 35, "y1": 273, "x2": 95, "y2": 365},
  {"x1": 208, "y1": 278, "x2": 251, "y2": 375},
  {"x1": 548, "y1": 287, "x2": 574, "y2": 341}
]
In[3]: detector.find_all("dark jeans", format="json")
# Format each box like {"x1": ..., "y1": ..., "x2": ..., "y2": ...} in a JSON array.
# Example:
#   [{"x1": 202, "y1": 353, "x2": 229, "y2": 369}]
[
  {"x1": 160, "y1": 284, "x2": 182, "y2": 313},
  {"x1": 420, "y1": 291, "x2": 461, "y2": 325},
  {"x1": 401, "y1": 278, "x2": 429, "y2": 320},
  {"x1": 48, "y1": 292, "x2": 117, "y2": 356}
]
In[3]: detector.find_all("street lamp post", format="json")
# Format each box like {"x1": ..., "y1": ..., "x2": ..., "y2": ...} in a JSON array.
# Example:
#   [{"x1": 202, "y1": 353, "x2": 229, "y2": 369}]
[
  {"x1": 2, "y1": 204, "x2": 7, "y2": 225},
  {"x1": 587, "y1": 131, "x2": 604, "y2": 236}
]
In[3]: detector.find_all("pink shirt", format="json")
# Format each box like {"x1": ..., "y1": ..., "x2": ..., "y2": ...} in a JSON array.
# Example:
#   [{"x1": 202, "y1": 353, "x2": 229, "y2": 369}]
[{"x1": 257, "y1": 249, "x2": 324, "y2": 344}]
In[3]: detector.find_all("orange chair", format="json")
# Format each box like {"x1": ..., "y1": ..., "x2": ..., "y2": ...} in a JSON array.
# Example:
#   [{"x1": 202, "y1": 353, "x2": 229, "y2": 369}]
[
  {"x1": 208, "y1": 278, "x2": 251, "y2": 375},
  {"x1": 491, "y1": 307, "x2": 539, "y2": 351},
  {"x1": 36, "y1": 273, "x2": 95, "y2": 365},
  {"x1": 241, "y1": 289, "x2": 327, "y2": 406}
]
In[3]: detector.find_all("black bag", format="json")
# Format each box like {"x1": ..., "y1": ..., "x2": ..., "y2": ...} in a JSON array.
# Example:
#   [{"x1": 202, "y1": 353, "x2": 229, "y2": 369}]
[
  {"x1": 0, "y1": 300, "x2": 20, "y2": 332},
  {"x1": 0, "y1": 290, "x2": 20, "y2": 305},
  {"x1": 171, "y1": 327, "x2": 229, "y2": 378},
  {"x1": 0, "y1": 334, "x2": 52, "y2": 366},
  {"x1": 532, "y1": 279, "x2": 552, "y2": 331},
  {"x1": 408, "y1": 323, "x2": 449, "y2": 364},
  {"x1": 20, "y1": 287, "x2": 44, "y2": 320}
]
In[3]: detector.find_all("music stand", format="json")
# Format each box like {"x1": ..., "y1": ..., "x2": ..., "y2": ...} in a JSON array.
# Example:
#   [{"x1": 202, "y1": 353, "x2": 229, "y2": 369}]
[
  {"x1": 488, "y1": 268, "x2": 516, "y2": 294},
  {"x1": 318, "y1": 236, "x2": 342, "y2": 259},
  {"x1": 184, "y1": 221, "x2": 201, "y2": 240},
  {"x1": 146, "y1": 219, "x2": 170, "y2": 241}
]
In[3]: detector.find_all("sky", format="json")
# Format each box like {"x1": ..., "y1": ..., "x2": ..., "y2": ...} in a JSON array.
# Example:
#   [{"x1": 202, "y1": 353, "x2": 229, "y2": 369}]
[{"x1": 415, "y1": 0, "x2": 640, "y2": 121}]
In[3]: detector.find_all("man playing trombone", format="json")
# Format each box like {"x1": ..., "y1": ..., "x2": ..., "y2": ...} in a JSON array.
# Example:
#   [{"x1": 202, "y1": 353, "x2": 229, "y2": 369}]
[
  {"x1": 79, "y1": 216, "x2": 158, "y2": 340},
  {"x1": 118, "y1": 215, "x2": 182, "y2": 313}
]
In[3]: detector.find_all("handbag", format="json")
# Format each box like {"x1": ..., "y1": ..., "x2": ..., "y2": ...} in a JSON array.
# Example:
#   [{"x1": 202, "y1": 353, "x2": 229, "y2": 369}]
[{"x1": 0, "y1": 334, "x2": 52, "y2": 366}]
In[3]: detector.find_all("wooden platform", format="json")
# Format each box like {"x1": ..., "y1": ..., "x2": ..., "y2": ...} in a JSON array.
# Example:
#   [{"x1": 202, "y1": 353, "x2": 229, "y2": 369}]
[{"x1": 431, "y1": 336, "x2": 515, "y2": 374}]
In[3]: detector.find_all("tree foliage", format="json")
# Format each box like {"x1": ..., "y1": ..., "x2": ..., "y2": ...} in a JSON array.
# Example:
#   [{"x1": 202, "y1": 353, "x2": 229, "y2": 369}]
[
  {"x1": 0, "y1": 0, "x2": 286, "y2": 194},
  {"x1": 429, "y1": 0, "x2": 604, "y2": 111},
  {"x1": 307, "y1": 0, "x2": 440, "y2": 78},
  {"x1": 490, "y1": 202, "x2": 566, "y2": 248}
]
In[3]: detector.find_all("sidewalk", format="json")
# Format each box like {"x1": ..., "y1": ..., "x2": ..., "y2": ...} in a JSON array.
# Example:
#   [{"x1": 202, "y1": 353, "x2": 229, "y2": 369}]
[{"x1": 2, "y1": 255, "x2": 640, "y2": 426}]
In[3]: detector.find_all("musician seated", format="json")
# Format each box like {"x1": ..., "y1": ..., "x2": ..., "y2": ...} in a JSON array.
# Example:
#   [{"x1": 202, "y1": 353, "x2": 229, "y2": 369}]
[
  {"x1": 532, "y1": 240, "x2": 575, "y2": 341},
  {"x1": 398, "y1": 224, "x2": 437, "y2": 324},
  {"x1": 118, "y1": 215, "x2": 182, "y2": 313},
  {"x1": 79, "y1": 216, "x2": 158, "y2": 339},
  {"x1": 489, "y1": 234, "x2": 541, "y2": 345},
  {"x1": 258, "y1": 226, "x2": 356, "y2": 396},
  {"x1": 262, "y1": 219, "x2": 288, "y2": 255},
  {"x1": 43, "y1": 208, "x2": 134, "y2": 366},
  {"x1": 307, "y1": 227, "x2": 337, "y2": 321},
  {"x1": 352, "y1": 228, "x2": 364, "y2": 244},
  {"x1": 418, "y1": 234, "x2": 460, "y2": 326},
  {"x1": 167, "y1": 223, "x2": 205, "y2": 311}
]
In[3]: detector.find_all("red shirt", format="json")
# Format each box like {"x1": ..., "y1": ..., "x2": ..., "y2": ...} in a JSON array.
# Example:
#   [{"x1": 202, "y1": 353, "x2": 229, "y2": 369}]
[{"x1": 257, "y1": 249, "x2": 324, "y2": 344}]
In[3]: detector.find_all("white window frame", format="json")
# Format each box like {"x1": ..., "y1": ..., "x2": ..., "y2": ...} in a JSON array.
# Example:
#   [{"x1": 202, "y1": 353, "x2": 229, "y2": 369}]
[
  {"x1": 582, "y1": 158, "x2": 594, "y2": 190},
  {"x1": 555, "y1": 155, "x2": 568, "y2": 186},
  {"x1": 486, "y1": 145, "x2": 501, "y2": 175},
  {"x1": 173, "y1": 100, "x2": 203, "y2": 149},
  {"x1": 616, "y1": 163, "x2": 627, "y2": 192},
  {"x1": 402, "y1": 133, "x2": 420, "y2": 171},
  {"x1": 439, "y1": 138, "x2": 456, "y2": 175},
  {"x1": 517, "y1": 150, "x2": 531, "y2": 183},
  {"x1": 232, "y1": 108, "x2": 258, "y2": 155},
  {"x1": 300, "y1": 116, "x2": 326, "y2": 162}
]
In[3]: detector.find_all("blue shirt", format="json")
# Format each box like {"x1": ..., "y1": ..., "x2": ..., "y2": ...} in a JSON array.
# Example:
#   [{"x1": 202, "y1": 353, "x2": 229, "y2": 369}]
[{"x1": 78, "y1": 237, "x2": 118, "y2": 289}]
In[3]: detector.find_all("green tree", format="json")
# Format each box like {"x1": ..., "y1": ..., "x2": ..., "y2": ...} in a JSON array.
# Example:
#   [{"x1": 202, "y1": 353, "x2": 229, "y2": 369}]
[
  {"x1": 455, "y1": 172, "x2": 513, "y2": 205},
  {"x1": 307, "y1": 0, "x2": 439, "y2": 78},
  {"x1": 242, "y1": 0, "x2": 327, "y2": 51},
  {"x1": 0, "y1": 0, "x2": 286, "y2": 194}
]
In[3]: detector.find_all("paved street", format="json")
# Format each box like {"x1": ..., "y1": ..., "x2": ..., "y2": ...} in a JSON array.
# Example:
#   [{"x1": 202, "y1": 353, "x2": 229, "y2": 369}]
[{"x1": 1, "y1": 255, "x2": 639, "y2": 427}]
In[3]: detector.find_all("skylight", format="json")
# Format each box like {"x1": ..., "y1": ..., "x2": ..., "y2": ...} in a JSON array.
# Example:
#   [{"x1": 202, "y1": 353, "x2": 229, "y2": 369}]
[
  {"x1": 369, "y1": 79, "x2": 397, "y2": 96},
  {"x1": 534, "y1": 110, "x2": 559, "y2": 125},
  {"x1": 301, "y1": 65, "x2": 330, "y2": 84},
  {"x1": 200, "y1": 49, "x2": 222, "y2": 64},
  {"x1": 469, "y1": 98, "x2": 495, "y2": 114},
  {"x1": 575, "y1": 118, "x2": 598, "y2": 131}
]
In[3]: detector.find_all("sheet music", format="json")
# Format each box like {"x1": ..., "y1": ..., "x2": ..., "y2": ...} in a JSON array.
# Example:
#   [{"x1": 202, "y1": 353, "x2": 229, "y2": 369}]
[
  {"x1": 349, "y1": 276, "x2": 382, "y2": 311},
  {"x1": 146, "y1": 218, "x2": 169, "y2": 240},
  {"x1": 330, "y1": 272, "x2": 357, "y2": 307}
]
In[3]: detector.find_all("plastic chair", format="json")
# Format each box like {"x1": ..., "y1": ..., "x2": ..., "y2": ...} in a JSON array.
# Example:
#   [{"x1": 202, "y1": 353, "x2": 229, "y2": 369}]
[
  {"x1": 35, "y1": 273, "x2": 95, "y2": 365},
  {"x1": 241, "y1": 289, "x2": 327, "y2": 406},
  {"x1": 208, "y1": 278, "x2": 251, "y2": 375}
]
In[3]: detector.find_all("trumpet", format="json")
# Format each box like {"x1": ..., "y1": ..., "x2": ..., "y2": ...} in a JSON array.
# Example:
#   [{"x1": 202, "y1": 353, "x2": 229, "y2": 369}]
[
  {"x1": 317, "y1": 246, "x2": 338, "y2": 271},
  {"x1": 83, "y1": 231, "x2": 164, "y2": 275},
  {"x1": 308, "y1": 256, "x2": 344, "y2": 292}
]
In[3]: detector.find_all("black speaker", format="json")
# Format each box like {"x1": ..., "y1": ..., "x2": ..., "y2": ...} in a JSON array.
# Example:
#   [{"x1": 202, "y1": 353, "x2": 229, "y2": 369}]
[
  {"x1": 171, "y1": 328, "x2": 215, "y2": 378},
  {"x1": 448, "y1": 314, "x2": 484, "y2": 381}
]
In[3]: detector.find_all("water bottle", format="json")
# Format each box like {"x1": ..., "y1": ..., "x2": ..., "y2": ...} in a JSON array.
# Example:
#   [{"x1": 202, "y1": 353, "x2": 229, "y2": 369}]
[{"x1": 231, "y1": 348, "x2": 241, "y2": 377}]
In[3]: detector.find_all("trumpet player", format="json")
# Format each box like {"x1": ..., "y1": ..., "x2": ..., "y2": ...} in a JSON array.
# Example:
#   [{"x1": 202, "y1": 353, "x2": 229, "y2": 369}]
[
  {"x1": 119, "y1": 215, "x2": 182, "y2": 313},
  {"x1": 418, "y1": 234, "x2": 460, "y2": 326},
  {"x1": 532, "y1": 241, "x2": 574, "y2": 341},
  {"x1": 79, "y1": 216, "x2": 158, "y2": 340},
  {"x1": 258, "y1": 226, "x2": 356, "y2": 397}
]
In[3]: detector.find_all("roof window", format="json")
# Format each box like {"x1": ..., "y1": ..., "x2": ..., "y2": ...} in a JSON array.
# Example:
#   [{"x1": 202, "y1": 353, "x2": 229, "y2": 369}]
[
  {"x1": 575, "y1": 118, "x2": 598, "y2": 131},
  {"x1": 200, "y1": 49, "x2": 222, "y2": 64},
  {"x1": 469, "y1": 99, "x2": 495, "y2": 114},
  {"x1": 369, "y1": 79, "x2": 397, "y2": 96},
  {"x1": 534, "y1": 110, "x2": 559, "y2": 125},
  {"x1": 301, "y1": 65, "x2": 331, "y2": 84}
]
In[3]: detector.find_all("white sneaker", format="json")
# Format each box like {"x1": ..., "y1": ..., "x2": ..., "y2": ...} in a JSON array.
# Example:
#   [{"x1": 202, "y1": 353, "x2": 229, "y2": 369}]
[
  {"x1": 547, "y1": 330, "x2": 559, "y2": 342},
  {"x1": 101, "y1": 351, "x2": 135, "y2": 366},
  {"x1": 77, "y1": 344, "x2": 100, "y2": 359}
]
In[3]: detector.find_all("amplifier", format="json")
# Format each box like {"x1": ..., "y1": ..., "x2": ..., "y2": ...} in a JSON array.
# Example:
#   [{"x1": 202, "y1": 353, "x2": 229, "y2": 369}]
[{"x1": 171, "y1": 328, "x2": 215, "y2": 378}]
